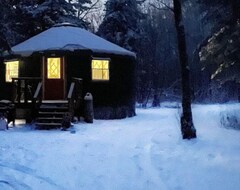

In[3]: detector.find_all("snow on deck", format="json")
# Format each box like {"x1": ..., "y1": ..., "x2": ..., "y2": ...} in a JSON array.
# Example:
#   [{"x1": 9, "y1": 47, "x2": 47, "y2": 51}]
[
  {"x1": 0, "y1": 104, "x2": 240, "y2": 190},
  {"x1": 11, "y1": 26, "x2": 135, "y2": 57}
]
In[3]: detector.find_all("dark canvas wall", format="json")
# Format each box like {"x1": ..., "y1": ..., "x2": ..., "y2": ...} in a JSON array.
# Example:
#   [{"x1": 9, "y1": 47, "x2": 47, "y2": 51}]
[
  {"x1": 0, "y1": 57, "x2": 12, "y2": 100},
  {"x1": 20, "y1": 56, "x2": 42, "y2": 78},
  {"x1": 66, "y1": 52, "x2": 136, "y2": 119}
]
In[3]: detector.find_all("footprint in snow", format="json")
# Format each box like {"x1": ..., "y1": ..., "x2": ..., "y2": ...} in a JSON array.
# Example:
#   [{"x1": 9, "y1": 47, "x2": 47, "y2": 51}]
[
  {"x1": 132, "y1": 154, "x2": 143, "y2": 172},
  {"x1": 207, "y1": 153, "x2": 216, "y2": 160}
]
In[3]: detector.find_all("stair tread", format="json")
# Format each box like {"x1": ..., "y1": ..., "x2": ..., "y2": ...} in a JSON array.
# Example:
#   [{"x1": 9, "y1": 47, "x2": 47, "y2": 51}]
[
  {"x1": 35, "y1": 122, "x2": 62, "y2": 126},
  {"x1": 36, "y1": 118, "x2": 63, "y2": 122},
  {"x1": 39, "y1": 111, "x2": 67, "y2": 114},
  {"x1": 40, "y1": 106, "x2": 68, "y2": 109},
  {"x1": 37, "y1": 117, "x2": 63, "y2": 120},
  {"x1": 42, "y1": 100, "x2": 68, "y2": 104},
  {"x1": 35, "y1": 101, "x2": 70, "y2": 129}
]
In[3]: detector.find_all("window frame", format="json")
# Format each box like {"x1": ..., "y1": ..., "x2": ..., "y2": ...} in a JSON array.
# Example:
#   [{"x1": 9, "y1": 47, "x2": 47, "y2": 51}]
[
  {"x1": 4, "y1": 60, "x2": 19, "y2": 82},
  {"x1": 91, "y1": 57, "x2": 110, "y2": 82},
  {"x1": 47, "y1": 57, "x2": 61, "y2": 79}
]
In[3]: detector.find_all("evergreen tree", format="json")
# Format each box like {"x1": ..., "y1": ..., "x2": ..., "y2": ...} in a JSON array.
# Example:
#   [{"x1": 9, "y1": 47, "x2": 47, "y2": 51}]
[
  {"x1": 26, "y1": 0, "x2": 92, "y2": 31},
  {"x1": 198, "y1": 0, "x2": 240, "y2": 27},
  {"x1": 97, "y1": 0, "x2": 145, "y2": 52},
  {"x1": 198, "y1": 0, "x2": 240, "y2": 100},
  {"x1": 0, "y1": 0, "x2": 92, "y2": 53},
  {"x1": 0, "y1": 0, "x2": 20, "y2": 52}
]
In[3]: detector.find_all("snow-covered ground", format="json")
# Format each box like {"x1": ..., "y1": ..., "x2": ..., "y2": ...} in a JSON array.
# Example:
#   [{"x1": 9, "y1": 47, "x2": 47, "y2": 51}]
[{"x1": 0, "y1": 104, "x2": 240, "y2": 190}]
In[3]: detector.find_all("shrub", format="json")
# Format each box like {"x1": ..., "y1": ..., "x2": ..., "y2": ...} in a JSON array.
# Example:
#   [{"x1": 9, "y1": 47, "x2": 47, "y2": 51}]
[{"x1": 220, "y1": 111, "x2": 240, "y2": 130}]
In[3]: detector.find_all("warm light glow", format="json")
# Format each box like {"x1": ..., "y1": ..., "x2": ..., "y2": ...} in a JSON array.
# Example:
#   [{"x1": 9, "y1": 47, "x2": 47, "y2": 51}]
[
  {"x1": 92, "y1": 59, "x2": 109, "y2": 80},
  {"x1": 5, "y1": 61, "x2": 19, "y2": 82},
  {"x1": 47, "y1": 58, "x2": 61, "y2": 79}
]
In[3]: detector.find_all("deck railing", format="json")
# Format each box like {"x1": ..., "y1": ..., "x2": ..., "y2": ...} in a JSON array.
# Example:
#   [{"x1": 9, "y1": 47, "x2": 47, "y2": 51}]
[
  {"x1": 11, "y1": 77, "x2": 83, "y2": 121},
  {"x1": 67, "y1": 78, "x2": 83, "y2": 117},
  {"x1": 32, "y1": 81, "x2": 43, "y2": 119},
  {"x1": 12, "y1": 77, "x2": 42, "y2": 105}
]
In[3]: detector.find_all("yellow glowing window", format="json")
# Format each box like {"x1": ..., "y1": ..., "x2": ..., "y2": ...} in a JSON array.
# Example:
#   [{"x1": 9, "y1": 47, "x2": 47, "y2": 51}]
[
  {"x1": 5, "y1": 61, "x2": 19, "y2": 82},
  {"x1": 47, "y1": 58, "x2": 61, "y2": 79},
  {"x1": 92, "y1": 59, "x2": 109, "y2": 80}
]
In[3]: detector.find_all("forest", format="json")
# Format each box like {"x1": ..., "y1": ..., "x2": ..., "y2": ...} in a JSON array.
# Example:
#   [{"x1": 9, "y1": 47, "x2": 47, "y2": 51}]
[{"x1": 0, "y1": 0, "x2": 240, "y2": 106}]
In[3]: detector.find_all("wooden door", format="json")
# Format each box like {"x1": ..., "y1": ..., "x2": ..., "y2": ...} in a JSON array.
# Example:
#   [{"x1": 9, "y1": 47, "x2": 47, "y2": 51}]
[{"x1": 43, "y1": 57, "x2": 65, "y2": 100}]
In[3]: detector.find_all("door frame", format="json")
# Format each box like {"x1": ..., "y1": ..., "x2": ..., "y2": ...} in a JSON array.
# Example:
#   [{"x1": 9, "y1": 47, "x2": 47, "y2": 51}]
[{"x1": 42, "y1": 56, "x2": 66, "y2": 100}]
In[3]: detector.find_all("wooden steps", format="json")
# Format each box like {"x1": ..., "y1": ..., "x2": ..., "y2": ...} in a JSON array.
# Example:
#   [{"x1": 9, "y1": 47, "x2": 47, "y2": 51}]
[{"x1": 35, "y1": 101, "x2": 69, "y2": 129}]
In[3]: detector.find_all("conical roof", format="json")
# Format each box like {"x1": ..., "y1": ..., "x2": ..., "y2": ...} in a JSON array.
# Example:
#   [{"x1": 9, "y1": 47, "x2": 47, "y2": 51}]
[{"x1": 11, "y1": 24, "x2": 135, "y2": 57}]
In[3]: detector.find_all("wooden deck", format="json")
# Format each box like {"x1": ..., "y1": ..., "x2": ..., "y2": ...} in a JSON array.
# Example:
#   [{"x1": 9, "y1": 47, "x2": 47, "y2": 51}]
[{"x1": 5, "y1": 77, "x2": 84, "y2": 127}]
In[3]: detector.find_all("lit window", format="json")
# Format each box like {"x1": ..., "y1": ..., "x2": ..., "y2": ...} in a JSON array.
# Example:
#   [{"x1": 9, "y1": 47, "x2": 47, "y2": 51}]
[
  {"x1": 5, "y1": 61, "x2": 19, "y2": 82},
  {"x1": 47, "y1": 58, "x2": 61, "y2": 79},
  {"x1": 92, "y1": 59, "x2": 109, "y2": 81}
]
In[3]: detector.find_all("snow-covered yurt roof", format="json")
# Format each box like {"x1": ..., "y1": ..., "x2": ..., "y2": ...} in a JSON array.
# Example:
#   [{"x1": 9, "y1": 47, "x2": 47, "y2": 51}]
[{"x1": 11, "y1": 23, "x2": 135, "y2": 57}]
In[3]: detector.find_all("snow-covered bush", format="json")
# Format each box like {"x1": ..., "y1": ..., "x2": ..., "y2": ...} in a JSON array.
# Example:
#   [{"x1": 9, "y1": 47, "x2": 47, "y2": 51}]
[{"x1": 220, "y1": 111, "x2": 240, "y2": 130}]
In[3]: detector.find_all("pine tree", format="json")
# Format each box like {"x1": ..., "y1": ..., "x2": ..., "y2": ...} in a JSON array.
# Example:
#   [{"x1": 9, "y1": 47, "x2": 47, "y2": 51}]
[
  {"x1": 198, "y1": 0, "x2": 240, "y2": 26},
  {"x1": 200, "y1": 22, "x2": 240, "y2": 84},
  {"x1": 0, "y1": 0, "x2": 23, "y2": 51},
  {"x1": 198, "y1": 0, "x2": 240, "y2": 93},
  {"x1": 0, "y1": 0, "x2": 12, "y2": 52},
  {"x1": 97, "y1": 0, "x2": 145, "y2": 52},
  {"x1": 27, "y1": 0, "x2": 92, "y2": 31},
  {"x1": 0, "y1": 0, "x2": 92, "y2": 53}
]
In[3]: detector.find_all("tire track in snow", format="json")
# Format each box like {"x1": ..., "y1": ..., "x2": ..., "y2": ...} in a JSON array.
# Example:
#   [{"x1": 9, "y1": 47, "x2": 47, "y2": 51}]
[
  {"x1": 0, "y1": 179, "x2": 32, "y2": 190},
  {"x1": 131, "y1": 143, "x2": 168, "y2": 190},
  {"x1": 0, "y1": 162, "x2": 64, "y2": 190},
  {"x1": 150, "y1": 136, "x2": 185, "y2": 190},
  {"x1": 0, "y1": 180, "x2": 15, "y2": 190}
]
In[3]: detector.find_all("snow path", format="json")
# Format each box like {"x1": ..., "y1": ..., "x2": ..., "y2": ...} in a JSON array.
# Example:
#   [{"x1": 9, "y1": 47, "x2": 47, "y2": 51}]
[{"x1": 0, "y1": 104, "x2": 240, "y2": 190}]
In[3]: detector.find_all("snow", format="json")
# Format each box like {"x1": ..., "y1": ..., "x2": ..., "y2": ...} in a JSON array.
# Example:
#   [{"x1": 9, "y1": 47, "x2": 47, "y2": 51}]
[
  {"x1": 1, "y1": 104, "x2": 240, "y2": 190},
  {"x1": 11, "y1": 25, "x2": 135, "y2": 57}
]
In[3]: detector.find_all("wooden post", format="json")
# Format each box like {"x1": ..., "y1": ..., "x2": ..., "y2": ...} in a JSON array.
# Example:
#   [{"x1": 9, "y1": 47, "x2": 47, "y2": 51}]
[
  {"x1": 24, "y1": 79, "x2": 28, "y2": 104},
  {"x1": 17, "y1": 79, "x2": 21, "y2": 104},
  {"x1": 11, "y1": 79, "x2": 16, "y2": 103},
  {"x1": 84, "y1": 93, "x2": 93, "y2": 123}
]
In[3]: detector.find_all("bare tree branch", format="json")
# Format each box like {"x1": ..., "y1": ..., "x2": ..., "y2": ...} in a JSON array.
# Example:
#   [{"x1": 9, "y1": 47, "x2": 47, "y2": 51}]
[
  {"x1": 150, "y1": 0, "x2": 174, "y2": 12},
  {"x1": 79, "y1": 0, "x2": 101, "y2": 20}
]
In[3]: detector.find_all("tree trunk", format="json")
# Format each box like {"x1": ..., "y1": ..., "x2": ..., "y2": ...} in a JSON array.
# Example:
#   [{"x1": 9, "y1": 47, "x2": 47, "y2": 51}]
[
  {"x1": 152, "y1": 71, "x2": 160, "y2": 107},
  {"x1": 230, "y1": 0, "x2": 240, "y2": 21},
  {"x1": 173, "y1": 0, "x2": 196, "y2": 139}
]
